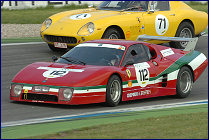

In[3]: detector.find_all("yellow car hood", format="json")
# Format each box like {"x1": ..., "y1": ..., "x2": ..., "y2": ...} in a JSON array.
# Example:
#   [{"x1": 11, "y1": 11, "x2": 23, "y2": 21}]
[{"x1": 44, "y1": 9, "x2": 127, "y2": 36}]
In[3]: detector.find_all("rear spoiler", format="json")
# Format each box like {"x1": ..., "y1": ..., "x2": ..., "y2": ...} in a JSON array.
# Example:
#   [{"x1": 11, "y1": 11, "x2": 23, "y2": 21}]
[{"x1": 136, "y1": 35, "x2": 198, "y2": 51}]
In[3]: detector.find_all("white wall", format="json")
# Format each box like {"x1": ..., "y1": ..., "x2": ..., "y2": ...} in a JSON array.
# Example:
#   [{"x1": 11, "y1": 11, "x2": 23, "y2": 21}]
[
  {"x1": 1, "y1": 1, "x2": 102, "y2": 10},
  {"x1": 1, "y1": 1, "x2": 207, "y2": 10}
]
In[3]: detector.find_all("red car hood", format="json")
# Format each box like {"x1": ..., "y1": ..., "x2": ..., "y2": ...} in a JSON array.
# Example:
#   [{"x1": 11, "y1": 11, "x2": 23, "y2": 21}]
[{"x1": 12, "y1": 62, "x2": 117, "y2": 87}]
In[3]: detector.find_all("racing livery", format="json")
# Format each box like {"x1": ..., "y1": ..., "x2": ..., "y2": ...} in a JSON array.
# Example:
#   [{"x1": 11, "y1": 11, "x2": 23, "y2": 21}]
[
  {"x1": 40, "y1": 1, "x2": 208, "y2": 51},
  {"x1": 10, "y1": 39, "x2": 207, "y2": 106}
]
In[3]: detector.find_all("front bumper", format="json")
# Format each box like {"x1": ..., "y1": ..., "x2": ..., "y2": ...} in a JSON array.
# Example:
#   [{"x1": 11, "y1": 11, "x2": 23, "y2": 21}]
[
  {"x1": 10, "y1": 83, "x2": 106, "y2": 105},
  {"x1": 41, "y1": 31, "x2": 103, "y2": 47}
]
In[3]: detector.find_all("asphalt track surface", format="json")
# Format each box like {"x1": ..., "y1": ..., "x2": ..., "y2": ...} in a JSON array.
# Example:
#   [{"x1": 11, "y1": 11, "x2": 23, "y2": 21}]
[{"x1": 1, "y1": 36, "x2": 208, "y2": 123}]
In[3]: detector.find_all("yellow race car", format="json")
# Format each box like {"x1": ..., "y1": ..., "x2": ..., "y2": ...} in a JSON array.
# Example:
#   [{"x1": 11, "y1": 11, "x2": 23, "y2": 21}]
[{"x1": 40, "y1": 1, "x2": 208, "y2": 51}]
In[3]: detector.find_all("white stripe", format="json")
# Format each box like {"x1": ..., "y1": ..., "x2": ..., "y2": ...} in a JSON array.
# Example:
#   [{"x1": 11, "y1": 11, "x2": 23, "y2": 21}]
[
  {"x1": 76, "y1": 43, "x2": 125, "y2": 50},
  {"x1": 167, "y1": 69, "x2": 179, "y2": 81},
  {"x1": 1, "y1": 42, "x2": 45, "y2": 46},
  {"x1": 74, "y1": 88, "x2": 106, "y2": 94},
  {"x1": 189, "y1": 53, "x2": 207, "y2": 70},
  {"x1": 23, "y1": 86, "x2": 32, "y2": 90},
  {"x1": 49, "y1": 88, "x2": 59, "y2": 92}
]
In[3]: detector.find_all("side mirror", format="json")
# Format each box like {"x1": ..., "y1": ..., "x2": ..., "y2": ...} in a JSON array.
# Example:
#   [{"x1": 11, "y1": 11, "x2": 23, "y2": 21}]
[
  {"x1": 148, "y1": 9, "x2": 154, "y2": 14},
  {"x1": 148, "y1": 1, "x2": 155, "y2": 14},
  {"x1": 125, "y1": 61, "x2": 134, "y2": 67},
  {"x1": 52, "y1": 56, "x2": 58, "y2": 62}
]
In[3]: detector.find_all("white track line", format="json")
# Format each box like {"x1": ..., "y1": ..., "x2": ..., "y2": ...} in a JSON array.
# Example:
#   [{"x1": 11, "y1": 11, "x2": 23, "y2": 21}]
[
  {"x1": 1, "y1": 42, "x2": 46, "y2": 46},
  {"x1": 1, "y1": 100, "x2": 207, "y2": 128}
]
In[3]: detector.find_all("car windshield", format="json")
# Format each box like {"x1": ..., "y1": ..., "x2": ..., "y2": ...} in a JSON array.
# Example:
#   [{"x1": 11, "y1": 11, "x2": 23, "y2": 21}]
[
  {"x1": 56, "y1": 44, "x2": 125, "y2": 66},
  {"x1": 97, "y1": 1, "x2": 149, "y2": 11}
]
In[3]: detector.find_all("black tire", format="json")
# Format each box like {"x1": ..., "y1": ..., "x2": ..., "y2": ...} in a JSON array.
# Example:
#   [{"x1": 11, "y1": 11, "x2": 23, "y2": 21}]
[
  {"x1": 176, "y1": 67, "x2": 193, "y2": 98},
  {"x1": 48, "y1": 44, "x2": 67, "y2": 52},
  {"x1": 106, "y1": 75, "x2": 122, "y2": 107},
  {"x1": 102, "y1": 28, "x2": 123, "y2": 39},
  {"x1": 169, "y1": 22, "x2": 195, "y2": 49}
]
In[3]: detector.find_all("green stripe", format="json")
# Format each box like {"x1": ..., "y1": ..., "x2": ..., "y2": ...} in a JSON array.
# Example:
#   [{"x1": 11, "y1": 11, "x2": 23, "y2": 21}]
[
  {"x1": 12, "y1": 82, "x2": 106, "y2": 90},
  {"x1": 150, "y1": 51, "x2": 201, "y2": 81}
]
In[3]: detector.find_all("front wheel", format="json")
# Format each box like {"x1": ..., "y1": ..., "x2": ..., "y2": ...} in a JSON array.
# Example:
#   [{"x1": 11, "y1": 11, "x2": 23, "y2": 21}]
[
  {"x1": 176, "y1": 67, "x2": 193, "y2": 98},
  {"x1": 106, "y1": 75, "x2": 122, "y2": 107}
]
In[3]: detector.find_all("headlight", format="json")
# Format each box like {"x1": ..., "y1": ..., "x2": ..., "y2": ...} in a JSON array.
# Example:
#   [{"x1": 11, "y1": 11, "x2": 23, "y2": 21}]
[
  {"x1": 77, "y1": 22, "x2": 95, "y2": 36},
  {"x1": 44, "y1": 18, "x2": 52, "y2": 29},
  {"x1": 59, "y1": 88, "x2": 74, "y2": 101},
  {"x1": 11, "y1": 84, "x2": 23, "y2": 97}
]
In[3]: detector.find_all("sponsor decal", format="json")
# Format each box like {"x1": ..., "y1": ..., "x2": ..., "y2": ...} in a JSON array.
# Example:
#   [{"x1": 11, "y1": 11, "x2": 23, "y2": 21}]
[
  {"x1": 134, "y1": 62, "x2": 150, "y2": 87},
  {"x1": 141, "y1": 25, "x2": 144, "y2": 29},
  {"x1": 128, "y1": 81, "x2": 132, "y2": 87},
  {"x1": 23, "y1": 89, "x2": 28, "y2": 100},
  {"x1": 155, "y1": 14, "x2": 169, "y2": 35},
  {"x1": 126, "y1": 31, "x2": 131, "y2": 38},
  {"x1": 70, "y1": 13, "x2": 91, "y2": 20},
  {"x1": 127, "y1": 90, "x2": 151, "y2": 98},
  {"x1": 37, "y1": 67, "x2": 84, "y2": 78},
  {"x1": 160, "y1": 48, "x2": 174, "y2": 57},
  {"x1": 126, "y1": 69, "x2": 131, "y2": 78},
  {"x1": 24, "y1": 89, "x2": 28, "y2": 93}
]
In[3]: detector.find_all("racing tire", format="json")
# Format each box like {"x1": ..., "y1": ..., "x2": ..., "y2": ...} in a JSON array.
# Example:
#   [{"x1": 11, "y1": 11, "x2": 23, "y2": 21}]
[
  {"x1": 106, "y1": 75, "x2": 122, "y2": 107},
  {"x1": 169, "y1": 22, "x2": 195, "y2": 49},
  {"x1": 48, "y1": 44, "x2": 67, "y2": 52},
  {"x1": 176, "y1": 66, "x2": 193, "y2": 98},
  {"x1": 102, "y1": 28, "x2": 122, "y2": 39}
]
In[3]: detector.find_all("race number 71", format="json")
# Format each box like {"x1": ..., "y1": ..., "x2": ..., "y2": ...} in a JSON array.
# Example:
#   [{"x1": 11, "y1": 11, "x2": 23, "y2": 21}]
[{"x1": 158, "y1": 18, "x2": 166, "y2": 29}]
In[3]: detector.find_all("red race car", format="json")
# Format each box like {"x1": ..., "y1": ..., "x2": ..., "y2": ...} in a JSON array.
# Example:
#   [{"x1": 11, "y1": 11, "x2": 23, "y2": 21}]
[{"x1": 10, "y1": 37, "x2": 207, "y2": 106}]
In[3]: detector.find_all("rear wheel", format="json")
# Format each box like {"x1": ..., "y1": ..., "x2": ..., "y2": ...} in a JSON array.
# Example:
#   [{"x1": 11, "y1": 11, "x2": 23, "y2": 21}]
[
  {"x1": 176, "y1": 67, "x2": 193, "y2": 98},
  {"x1": 48, "y1": 44, "x2": 67, "y2": 52},
  {"x1": 102, "y1": 28, "x2": 122, "y2": 39},
  {"x1": 169, "y1": 22, "x2": 194, "y2": 49},
  {"x1": 106, "y1": 75, "x2": 122, "y2": 107}
]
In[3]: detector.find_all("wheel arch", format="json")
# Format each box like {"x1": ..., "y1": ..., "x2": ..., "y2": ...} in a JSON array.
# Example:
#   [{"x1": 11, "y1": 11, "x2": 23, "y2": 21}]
[
  {"x1": 178, "y1": 19, "x2": 195, "y2": 34},
  {"x1": 102, "y1": 25, "x2": 125, "y2": 39},
  {"x1": 108, "y1": 72, "x2": 123, "y2": 84}
]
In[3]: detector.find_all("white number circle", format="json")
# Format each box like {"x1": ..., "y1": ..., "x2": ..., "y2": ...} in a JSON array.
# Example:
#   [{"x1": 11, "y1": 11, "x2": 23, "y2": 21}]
[
  {"x1": 70, "y1": 13, "x2": 91, "y2": 20},
  {"x1": 43, "y1": 69, "x2": 69, "y2": 78},
  {"x1": 155, "y1": 14, "x2": 169, "y2": 35}
]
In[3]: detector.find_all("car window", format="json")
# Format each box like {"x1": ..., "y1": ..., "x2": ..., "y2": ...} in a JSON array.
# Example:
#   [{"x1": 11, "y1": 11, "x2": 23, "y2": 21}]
[
  {"x1": 150, "y1": 1, "x2": 170, "y2": 11},
  {"x1": 57, "y1": 45, "x2": 125, "y2": 66},
  {"x1": 97, "y1": 1, "x2": 149, "y2": 11},
  {"x1": 122, "y1": 44, "x2": 150, "y2": 66}
]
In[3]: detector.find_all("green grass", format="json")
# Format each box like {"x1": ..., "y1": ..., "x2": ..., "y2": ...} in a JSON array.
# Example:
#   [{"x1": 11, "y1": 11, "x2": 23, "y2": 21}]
[
  {"x1": 2, "y1": 104, "x2": 207, "y2": 139},
  {"x1": 1, "y1": 37, "x2": 43, "y2": 43},
  {"x1": 1, "y1": 3, "x2": 208, "y2": 24},
  {"x1": 28, "y1": 112, "x2": 208, "y2": 139},
  {"x1": 1, "y1": 4, "x2": 89, "y2": 24}
]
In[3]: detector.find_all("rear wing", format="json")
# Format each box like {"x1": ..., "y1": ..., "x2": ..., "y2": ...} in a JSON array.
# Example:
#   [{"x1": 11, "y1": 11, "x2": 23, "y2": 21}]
[{"x1": 136, "y1": 35, "x2": 198, "y2": 51}]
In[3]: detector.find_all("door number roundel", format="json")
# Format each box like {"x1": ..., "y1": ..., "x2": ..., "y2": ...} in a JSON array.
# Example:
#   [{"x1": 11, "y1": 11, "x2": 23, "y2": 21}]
[{"x1": 155, "y1": 14, "x2": 169, "y2": 35}]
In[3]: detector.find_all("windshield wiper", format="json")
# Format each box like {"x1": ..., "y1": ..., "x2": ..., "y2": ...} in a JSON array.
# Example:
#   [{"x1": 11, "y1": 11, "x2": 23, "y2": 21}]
[{"x1": 60, "y1": 57, "x2": 86, "y2": 65}]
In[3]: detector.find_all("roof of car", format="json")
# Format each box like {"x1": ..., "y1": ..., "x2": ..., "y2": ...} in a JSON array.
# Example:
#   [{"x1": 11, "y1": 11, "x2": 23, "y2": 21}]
[{"x1": 83, "y1": 39, "x2": 145, "y2": 48}]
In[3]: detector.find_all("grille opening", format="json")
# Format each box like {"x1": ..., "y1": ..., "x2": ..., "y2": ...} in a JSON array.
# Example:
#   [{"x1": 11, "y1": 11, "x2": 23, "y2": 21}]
[
  {"x1": 22, "y1": 93, "x2": 58, "y2": 102},
  {"x1": 44, "y1": 35, "x2": 77, "y2": 44}
]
